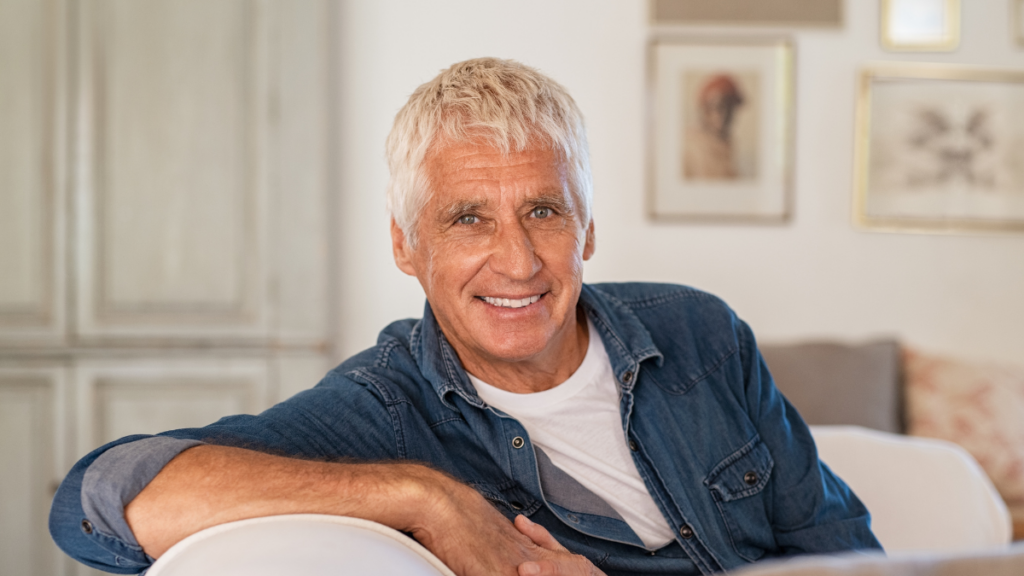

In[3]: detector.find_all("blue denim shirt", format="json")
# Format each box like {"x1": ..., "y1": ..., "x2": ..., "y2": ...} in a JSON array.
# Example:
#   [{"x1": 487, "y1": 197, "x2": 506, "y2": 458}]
[{"x1": 50, "y1": 283, "x2": 881, "y2": 574}]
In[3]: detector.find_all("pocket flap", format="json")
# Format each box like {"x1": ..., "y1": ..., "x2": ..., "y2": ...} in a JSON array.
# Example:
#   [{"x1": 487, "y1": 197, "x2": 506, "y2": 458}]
[{"x1": 704, "y1": 436, "x2": 774, "y2": 502}]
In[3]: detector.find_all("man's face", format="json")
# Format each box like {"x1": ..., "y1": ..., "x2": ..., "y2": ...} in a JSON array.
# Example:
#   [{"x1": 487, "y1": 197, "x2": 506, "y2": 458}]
[{"x1": 392, "y1": 142, "x2": 595, "y2": 374}]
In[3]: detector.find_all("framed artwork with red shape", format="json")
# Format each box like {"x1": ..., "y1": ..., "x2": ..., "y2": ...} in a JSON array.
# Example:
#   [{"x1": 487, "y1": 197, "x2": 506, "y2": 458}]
[{"x1": 647, "y1": 38, "x2": 794, "y2": 222}]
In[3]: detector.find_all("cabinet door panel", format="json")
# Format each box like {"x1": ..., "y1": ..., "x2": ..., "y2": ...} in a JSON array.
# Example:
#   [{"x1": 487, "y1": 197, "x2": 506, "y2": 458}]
[
  {"x1": 78, "y1": 0, "x2": 265, "y2": 337},
  {"x1": 0, "y1": 373, "x2": 60, "y2": 576},
  {"x1": 0, "y1": 0, "x2": 61, "y2": 336},
  {"x1": 75, "y1": 359, "x2": 269, "y2": 452}
]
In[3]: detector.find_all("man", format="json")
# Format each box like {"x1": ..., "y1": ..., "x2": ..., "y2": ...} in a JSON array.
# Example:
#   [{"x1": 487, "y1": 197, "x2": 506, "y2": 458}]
[{"x1": 50, "y1": 58, "x2": 881, "y2": 576}]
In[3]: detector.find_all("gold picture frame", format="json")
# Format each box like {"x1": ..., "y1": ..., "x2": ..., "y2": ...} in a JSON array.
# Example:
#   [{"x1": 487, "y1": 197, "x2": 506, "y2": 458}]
[
  {"x1": 880, "y1": 0, "x2": 960, "y2": 52},
  {"x1": 1015, "y1": 0, "x2": 1024, "y2": 47},
  {"x1": 854, "y1": 65, "x2": 1024, "y2": 234},
  {"x1": 647, "y1": 37, "x2": 795, "y2": 222}
]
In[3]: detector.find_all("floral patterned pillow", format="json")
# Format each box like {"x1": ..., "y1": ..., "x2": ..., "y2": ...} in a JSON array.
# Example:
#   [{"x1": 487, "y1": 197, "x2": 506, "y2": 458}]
[{"x1": 904, "y1": 349, "x2": 1024, "y2": 514}]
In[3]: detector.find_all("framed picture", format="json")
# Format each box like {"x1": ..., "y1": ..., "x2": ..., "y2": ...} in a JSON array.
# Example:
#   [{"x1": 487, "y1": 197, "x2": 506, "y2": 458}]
[
  {"x1": 647, "y1": 38, "x2": 794, "y2": 222},
  {"x1": 649, "y1": 0, "x2": 842, "y2": 28},
  {"x1": 854, "y1": 65, "x2": 1024, "y2": 233},
  {"x1": 880, "y1": 0, "x2": 960, "y2": 52}
]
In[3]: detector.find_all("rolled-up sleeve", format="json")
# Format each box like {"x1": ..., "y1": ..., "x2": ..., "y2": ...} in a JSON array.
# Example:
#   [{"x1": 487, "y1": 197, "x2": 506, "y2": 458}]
[
  {"x1": 49, "y1": 435, "x2": 190, "y2": 574},
  {"x1": 49, "y1": 370, "x2": 401, "y2": 573},
  {"x1": 82, "y1": 437, "x2": 205, "y2": 547}
]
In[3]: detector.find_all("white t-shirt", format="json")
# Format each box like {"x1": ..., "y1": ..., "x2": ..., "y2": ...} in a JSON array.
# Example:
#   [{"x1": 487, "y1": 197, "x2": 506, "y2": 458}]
[{"x1": 469, "y1": 319, "x2": 675, "y2": 549}]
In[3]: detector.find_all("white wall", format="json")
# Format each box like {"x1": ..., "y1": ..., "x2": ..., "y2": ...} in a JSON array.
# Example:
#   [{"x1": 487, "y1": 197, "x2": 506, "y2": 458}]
[{"x1": 334, "y1": 0, "x2": 1024, "y2": 365}]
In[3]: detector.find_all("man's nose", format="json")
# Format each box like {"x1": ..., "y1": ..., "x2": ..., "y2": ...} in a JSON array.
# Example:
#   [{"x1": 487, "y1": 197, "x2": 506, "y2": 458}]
[{"x1": 488, "y1": 222, "x2": 540, "y2": 280}]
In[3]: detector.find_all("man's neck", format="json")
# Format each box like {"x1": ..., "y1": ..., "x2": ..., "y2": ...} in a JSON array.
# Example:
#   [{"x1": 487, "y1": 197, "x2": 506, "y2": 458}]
[{"x1": 457, "y1": 307, "x2": 590, "y2": 394}]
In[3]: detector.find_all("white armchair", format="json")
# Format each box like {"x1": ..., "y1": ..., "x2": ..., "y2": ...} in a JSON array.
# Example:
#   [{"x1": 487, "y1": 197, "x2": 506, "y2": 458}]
[
  {"x1": 146, "y1": 514, "x2": 455, "y2": 576},
  {"x1": 810, "y1": 425, "x2": 1012, "y2": 553}
]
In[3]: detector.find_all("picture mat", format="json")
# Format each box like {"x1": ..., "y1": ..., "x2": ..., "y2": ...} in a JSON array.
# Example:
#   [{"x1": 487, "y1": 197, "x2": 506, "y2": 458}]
[
  {"x1": 651, "y1": 42, "x2": 791, "y2": 219},
  {"x1": 650, "y1": 0, "x2": 842, "y2": 27},
  {"x1": 865, "y1": 79, "x2": 1024, "y2": 224}
]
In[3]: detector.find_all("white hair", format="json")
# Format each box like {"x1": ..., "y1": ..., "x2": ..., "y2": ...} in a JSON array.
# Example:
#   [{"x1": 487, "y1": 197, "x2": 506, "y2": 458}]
[{"x1": 385, "y1": 57, "x2": 592, "y2": 246}]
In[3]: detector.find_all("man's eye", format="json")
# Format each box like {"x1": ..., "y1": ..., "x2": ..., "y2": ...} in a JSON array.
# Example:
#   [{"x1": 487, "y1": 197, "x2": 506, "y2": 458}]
[
  {"x1": 532, "y1": 207, "x2": 552, "y2": 219},
  {"x1": 457, "y1": 214, "x2": 478, "y2": 225}
]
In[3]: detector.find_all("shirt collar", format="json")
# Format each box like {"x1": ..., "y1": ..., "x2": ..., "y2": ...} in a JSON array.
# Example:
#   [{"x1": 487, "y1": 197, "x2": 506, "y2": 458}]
[{"x1": 411, "y1": 284, "x2": 664, "y2": 407}]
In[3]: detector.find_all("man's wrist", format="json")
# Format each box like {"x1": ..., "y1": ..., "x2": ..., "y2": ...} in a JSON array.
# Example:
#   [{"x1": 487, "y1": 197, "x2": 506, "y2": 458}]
[{"x1": 341, "y1": 462, "x2": 459, "y2": 533}]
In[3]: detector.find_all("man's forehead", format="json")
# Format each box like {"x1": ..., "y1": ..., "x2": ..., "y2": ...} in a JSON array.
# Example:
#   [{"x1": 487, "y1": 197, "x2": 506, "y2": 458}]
[
  {"x1": 425, "y1": 143, "x2": 571, "y2": 205},
  {"x1": 427, "y1": 140, "x2": 565, "y2": 175}
]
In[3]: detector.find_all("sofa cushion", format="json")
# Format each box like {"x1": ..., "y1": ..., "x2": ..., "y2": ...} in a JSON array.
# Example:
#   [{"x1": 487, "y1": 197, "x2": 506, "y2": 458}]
[
  {"x1": 904, "y1": 349, "x2": 1024, "y2": 533},
  {"x1": 759, "y1": 340, "x2": 902, "y2": 434}
]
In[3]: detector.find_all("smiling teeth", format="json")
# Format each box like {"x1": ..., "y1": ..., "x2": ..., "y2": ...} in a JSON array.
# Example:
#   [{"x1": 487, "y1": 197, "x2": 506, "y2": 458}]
[{"x1": 483, "y1": 295, "x2": 541, "y2": 309}]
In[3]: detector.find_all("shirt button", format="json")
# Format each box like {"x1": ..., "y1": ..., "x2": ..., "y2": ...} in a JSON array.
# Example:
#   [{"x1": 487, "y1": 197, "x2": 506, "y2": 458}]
[
  {"x1": 646, "y1": 550, "x2": 657, "y2": 556},
  {"x1": 628, "y1": 440, "x2": 639, "y2": 451},
  {"x1": 744, "y1": 471, "x2": 758, "y2": 485},
  {"x1": 81, "y1": 520, "x2": 93, "y2": 534},
  {"x1": 622, "y1": 371, "x2": 634, "y2": 383},
  {"x1": 679, "y1": 524, "x2": 694, "y2": 539},
  {"x1": 509, "y1": 501, "x2": 524, "y2": 510},
  {"x1": 512, "y1": 436, "x2": 525, "y2": 449},
  {"x1": 567, "y1": 513, "x2": 579, "y2": 523}
]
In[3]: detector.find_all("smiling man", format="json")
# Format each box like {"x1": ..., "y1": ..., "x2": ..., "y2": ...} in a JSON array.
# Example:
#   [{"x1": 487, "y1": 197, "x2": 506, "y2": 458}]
[{"x1": 51, "y1": 58, "x2": 881, "y2": 576}]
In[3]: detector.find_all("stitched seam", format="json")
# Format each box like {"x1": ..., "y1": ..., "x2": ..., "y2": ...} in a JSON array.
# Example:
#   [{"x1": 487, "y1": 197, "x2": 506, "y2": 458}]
[
  {"x1": 347, "y1": 369, "x2": 409, "y2": 459},
  {"x1": 374, "y1": 339, "x2": 401, "y2": 369},
  {"x1": 659, "y1": 345, "x2": 738, "y2": 396},
  {"x1": 705, "y1": 435, "x2": 760, "y2": 485},
  {"x1": 586, "y1": 305, "x2": 632, "y2": 364},
  {"x1": 631, "y1": 447, "x2": 718, "y2": 575},
  {"x1": 428, "y1": 416, "x2": 463, "y2": 429}
]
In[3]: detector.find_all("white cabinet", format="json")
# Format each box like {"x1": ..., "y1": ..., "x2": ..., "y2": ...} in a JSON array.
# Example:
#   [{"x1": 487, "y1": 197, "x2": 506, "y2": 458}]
[{"x1": 0, "y1": 1, "x2": 335, "y2": 573}]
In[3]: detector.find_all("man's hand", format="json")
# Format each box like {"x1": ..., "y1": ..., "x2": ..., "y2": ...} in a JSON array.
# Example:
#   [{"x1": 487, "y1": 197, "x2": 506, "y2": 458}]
[
  {"x1": 404, "y1": 477, "x2": 605, "y2": 576},
  {"x1": 514, "y1": 514, "x2": 607, "y2": 576},
  {"x1": 405, "y1": 478, "x2": 547, "y2": 576}
]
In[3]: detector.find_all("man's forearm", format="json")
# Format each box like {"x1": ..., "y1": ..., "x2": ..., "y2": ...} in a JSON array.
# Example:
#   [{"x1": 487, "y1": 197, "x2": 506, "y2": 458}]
[{"x1": 125, "y1": 444, "x2": 450, "y2": 558}]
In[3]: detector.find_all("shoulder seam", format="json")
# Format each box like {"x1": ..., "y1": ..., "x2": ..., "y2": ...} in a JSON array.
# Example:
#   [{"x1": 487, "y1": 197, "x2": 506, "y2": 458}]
[{"x1": 374, "y1": 337, "x2": 402, "y2": 369}]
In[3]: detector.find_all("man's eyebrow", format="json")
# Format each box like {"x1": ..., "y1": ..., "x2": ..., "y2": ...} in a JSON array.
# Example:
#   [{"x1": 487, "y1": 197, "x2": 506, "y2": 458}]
[
  {"x1": 437, "y1": 200, "x2": 487, "y2": 222},
  {"x1": 525, "y1": 194, "x2": 574, "y2": 213}
]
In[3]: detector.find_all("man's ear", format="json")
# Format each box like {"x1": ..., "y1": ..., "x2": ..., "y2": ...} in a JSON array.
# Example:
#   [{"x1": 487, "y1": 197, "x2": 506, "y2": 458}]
[
  {"x1": 390, "y1": 218, "x2": 418, "y2": 277},
  {"x1": 582, "y1": 219, "x2": 596, "y2": 261}
]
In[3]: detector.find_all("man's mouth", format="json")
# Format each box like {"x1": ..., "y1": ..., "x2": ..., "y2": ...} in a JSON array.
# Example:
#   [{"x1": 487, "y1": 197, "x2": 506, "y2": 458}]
[{"x1": 479, "y1": 294, "x2": 542, "y2": 309}]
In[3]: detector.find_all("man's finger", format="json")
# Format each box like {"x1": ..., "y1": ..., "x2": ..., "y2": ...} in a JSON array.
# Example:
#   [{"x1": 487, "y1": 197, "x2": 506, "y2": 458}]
[
  {"x1": 514, "y1": 515, "x2": 566, "y2": 551},
  {"x1": 519, "y1": 559, "x2": 596, "y2": 576}
]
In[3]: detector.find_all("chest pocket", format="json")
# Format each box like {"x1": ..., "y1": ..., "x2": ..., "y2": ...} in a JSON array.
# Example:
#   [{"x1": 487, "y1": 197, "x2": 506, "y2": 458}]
[{"x1": 704, "y1": 437, "x2": 775, "y2": 562}]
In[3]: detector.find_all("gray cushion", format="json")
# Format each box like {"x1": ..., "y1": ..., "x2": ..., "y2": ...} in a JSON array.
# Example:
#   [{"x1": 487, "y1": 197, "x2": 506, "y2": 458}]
[{"x1": 759, "y1": 340, "x2": 902, "y2": 434}]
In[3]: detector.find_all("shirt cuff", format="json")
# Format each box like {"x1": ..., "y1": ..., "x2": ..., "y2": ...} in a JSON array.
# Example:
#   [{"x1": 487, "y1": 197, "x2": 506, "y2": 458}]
[{"x1": 81, "y1": 436, "x2": 205, "y2": 546}]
